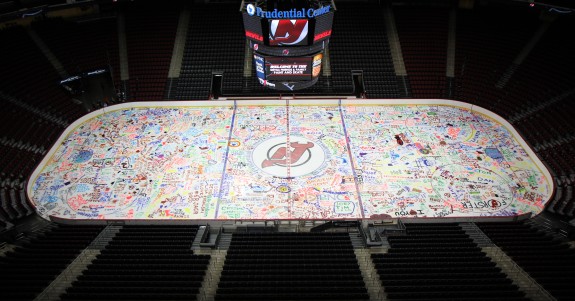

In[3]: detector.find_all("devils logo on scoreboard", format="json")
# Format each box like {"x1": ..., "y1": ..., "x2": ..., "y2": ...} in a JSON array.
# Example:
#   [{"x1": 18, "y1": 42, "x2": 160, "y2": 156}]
[{"x1": 269, "y1": 19, "x2": 309, "y2": 46}]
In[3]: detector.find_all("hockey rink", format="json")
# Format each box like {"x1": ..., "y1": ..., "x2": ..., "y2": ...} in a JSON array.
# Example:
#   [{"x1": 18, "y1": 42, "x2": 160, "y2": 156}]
[{"x1": 28, "y1": 99, "x2": 553, "y2": 220}]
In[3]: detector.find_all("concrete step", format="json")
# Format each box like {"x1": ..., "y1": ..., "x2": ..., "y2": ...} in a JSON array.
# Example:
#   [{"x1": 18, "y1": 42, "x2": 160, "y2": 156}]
[
  {"x1": 34, "y1": 225, "x2": 120, "y2": 301},
  {"x1": 459, "y1": 222, "x2": 493, "y2": 247},
  {"x1": 355, "y1": 249, "x2": 386, "y2": 301},
  {"x1": 483, "y1": 246, "x2": 554, "y2": 301},
  {"x1": 168, "y1": 9, "x2": 191, "y2": 79},
  {"x1": 350, "y1": 232, "x2": 365, "y2": 249},
  {"x1": 27, "y1": 28, "x2": 68, "y2": 78},
  {"x1": 197, "y1": 250, "x2": 227, "y2": 301},
  {"x1": 117, "y1": 13, "x2": 129, "y2": 81}
]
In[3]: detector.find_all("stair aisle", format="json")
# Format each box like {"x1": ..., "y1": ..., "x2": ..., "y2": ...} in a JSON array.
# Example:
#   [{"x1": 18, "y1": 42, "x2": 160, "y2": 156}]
[{"x1": 371, "y1": 223, "x2": 528, "y2": 301}]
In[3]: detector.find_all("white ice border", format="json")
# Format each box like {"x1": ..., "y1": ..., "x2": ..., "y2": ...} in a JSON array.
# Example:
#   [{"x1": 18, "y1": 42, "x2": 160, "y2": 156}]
[{"x1": 27, "y1": 99, "x2": 554, "y2": 222}]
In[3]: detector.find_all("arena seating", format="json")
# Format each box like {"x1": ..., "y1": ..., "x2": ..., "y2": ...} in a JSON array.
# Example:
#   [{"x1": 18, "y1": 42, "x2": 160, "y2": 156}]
[
  {"x1": 0, "y1": 0, "x2": 573, "y2": 227},
  {"x1": 174, "y1": 4, "x2": 245, "y2": 100},
  {"x1": 394, "y1": 7, "x2": 449, "y2": 99},
  {"x1": 492, "y1": 16, "x2": 575, "y2": 118},
  {"x1": 61, "y1": 225, "x2": 209, "y2": 301},
  {"x1": 0, "y1": 93, "x2": 61, "y2": 226},
  {"x1": 32, "y1": 17, "x2": 121, "y2": 85},
  {"x1": 124, "y1": 4, "x2": 180, "y2": 102},
  {"x1": 477, "y1": 221, "x2": 575, "y2": 301},
  {"x1": 215, "y1": 232, "x2": 369, "y2": 301},
  {"x1": 0, "y1": 27, "x2": 85, "y2": 122},
  {"x1": 0, "y1": 99, "x2": 63, "y2": 150},
  {"x1": 329, "y1": 3, "x2": 401, "y2": 98},
  {"x1": 0, "y1": 177, "x2": 32, "y2": 222},
  {"x1": 453, "y1": 7, "x2": 539, "y2": 114},
  {"x1": 0, "y1": 225, "x2": 103, "y2": 300},
  {"x1": 505, "y1": 15, "x2": 575, "y2": 213},
  {"x1": 0, "y1": 5, "x2": 575, "y2": 300},
  {"x1": 372, "y1": 223, "x2": 528, "y2": 301}
]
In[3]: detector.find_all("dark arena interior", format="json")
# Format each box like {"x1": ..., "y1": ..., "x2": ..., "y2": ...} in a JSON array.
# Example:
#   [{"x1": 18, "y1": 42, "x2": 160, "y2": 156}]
[{"x1": 1, "y1": 0, "x2": 575, "y2": 300}]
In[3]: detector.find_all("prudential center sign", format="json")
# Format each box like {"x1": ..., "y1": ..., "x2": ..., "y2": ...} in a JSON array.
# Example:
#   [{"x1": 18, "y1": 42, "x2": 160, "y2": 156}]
[{"x1": 246, "y1": 4, "x2": 331, "y2": 19}]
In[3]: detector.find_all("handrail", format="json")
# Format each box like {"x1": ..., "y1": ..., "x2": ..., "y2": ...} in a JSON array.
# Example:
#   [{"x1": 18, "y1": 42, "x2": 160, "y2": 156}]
[
  {"x1": 200, "y1": 225, "x2": 211, "y2": 243},
  {"x1": 397, "y1": 218, "x2": 406, "y2": 231},
  {"x1": 358, "y1": 222, "x2": 383, "y2": 247},
  {"x1": 357, "y1": 222, "x2": 369, "y2": 246},
  {"x1": 199, "y1": 226, "x2": 222, "y2": 249},
  {"x1": 382, "y1": 219, "x2": 406, "y2": 236}
]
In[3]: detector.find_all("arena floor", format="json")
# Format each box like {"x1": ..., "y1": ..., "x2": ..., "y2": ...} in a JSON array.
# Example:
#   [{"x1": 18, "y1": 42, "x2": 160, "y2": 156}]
[{"x1": 28, "y1": 99, "x2": 553, "y2": 221}]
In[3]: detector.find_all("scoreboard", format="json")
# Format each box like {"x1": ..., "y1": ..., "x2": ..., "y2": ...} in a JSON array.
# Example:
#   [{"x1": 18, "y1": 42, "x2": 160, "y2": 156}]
[{"x1": 242, "y1": 1, "x2": 334, "y2": 91}]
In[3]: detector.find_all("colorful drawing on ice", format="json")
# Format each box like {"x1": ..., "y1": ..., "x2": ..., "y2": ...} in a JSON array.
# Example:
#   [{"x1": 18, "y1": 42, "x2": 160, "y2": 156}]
[{"x1": 28, "y1": 100, "x2": 553, "y2": 220}]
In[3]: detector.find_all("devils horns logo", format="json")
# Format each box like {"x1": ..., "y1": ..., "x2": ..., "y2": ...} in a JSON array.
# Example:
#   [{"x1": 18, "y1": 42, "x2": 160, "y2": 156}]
[
  {"x1": 262, "y1": 142, "x2": 314, "y2": 168},
  {"x1": 252, "y1": 136, "x2": 326, "y2": 178},
  {"x1": 269, "y1": 19, "x2": 309, "y2": 46}
]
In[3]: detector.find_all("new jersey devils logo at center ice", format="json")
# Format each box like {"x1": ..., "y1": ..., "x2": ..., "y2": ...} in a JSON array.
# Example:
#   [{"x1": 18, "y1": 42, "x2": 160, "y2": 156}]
[
  {"x1": 252, "y1": 136, "x2": 326, "y2": 178},
  {"x1": 262, "y1": 142, "x2": 314, "y2": 168}
]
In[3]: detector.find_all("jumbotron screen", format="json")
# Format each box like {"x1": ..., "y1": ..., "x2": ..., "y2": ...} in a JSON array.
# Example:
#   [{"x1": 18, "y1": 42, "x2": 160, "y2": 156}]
[
  {"x1": 265, "y1": 57, "x2": 312, "y2": 81},
  {"x1": 269, "y1": 19, "x2": 310, "y2": 46},
  {"x1": 256, "y1": 53, "x2": 322, "y2": 82}
]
